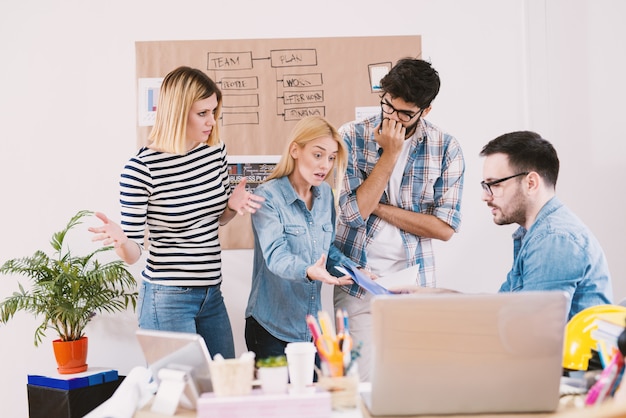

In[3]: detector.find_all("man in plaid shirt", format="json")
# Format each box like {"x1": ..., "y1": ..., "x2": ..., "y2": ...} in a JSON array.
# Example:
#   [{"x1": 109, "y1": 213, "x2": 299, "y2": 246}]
[{"x1": 334, "y1": 58, "x2": 465, "y2": 381}]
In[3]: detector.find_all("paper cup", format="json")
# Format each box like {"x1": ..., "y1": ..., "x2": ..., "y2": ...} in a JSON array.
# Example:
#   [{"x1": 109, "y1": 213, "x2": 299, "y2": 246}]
[{"x1": 284, "y1": 342, "x2": 316, "y2": 393}]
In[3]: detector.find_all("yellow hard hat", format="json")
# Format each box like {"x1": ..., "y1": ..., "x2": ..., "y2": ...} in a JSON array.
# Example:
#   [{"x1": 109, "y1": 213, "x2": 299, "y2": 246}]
[{"x1": 562, "y1": 304, "x2": 626, "y2": 371}]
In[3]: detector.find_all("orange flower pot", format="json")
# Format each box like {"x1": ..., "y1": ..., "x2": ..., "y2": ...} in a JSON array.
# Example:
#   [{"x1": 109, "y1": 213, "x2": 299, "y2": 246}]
[{"x1": 52, "y1": 336, "x2": 88, "y2": 374}]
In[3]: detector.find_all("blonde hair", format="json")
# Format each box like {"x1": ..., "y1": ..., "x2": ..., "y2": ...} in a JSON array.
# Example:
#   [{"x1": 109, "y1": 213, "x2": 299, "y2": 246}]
[
  {"x1": 148, "y1": 66, "x2": 222, "y2": 154},
  {"x1": 267, "y1": 115, "x2": 347, "y2": 206}
]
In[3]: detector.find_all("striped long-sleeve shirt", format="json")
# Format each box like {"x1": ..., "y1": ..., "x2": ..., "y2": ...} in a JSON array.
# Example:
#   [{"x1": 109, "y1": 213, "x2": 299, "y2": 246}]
[{"x1": 119, "y1": 142, "x2": 231, "y2": 286}]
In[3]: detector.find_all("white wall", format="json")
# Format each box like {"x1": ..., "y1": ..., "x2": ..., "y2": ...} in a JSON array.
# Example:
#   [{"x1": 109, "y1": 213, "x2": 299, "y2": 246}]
[{"x1": 1, "y1": 1, "x2": 624, "y2": 416}]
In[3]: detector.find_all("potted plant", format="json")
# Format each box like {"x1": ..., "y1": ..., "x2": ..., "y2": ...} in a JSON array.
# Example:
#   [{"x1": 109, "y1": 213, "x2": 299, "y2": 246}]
[
  {"x1": 0, "y1": 210, "x2": 138, "y2": 374},
  {"x1": 255, "y1": 355, "x2": 289, "y2": 394}
]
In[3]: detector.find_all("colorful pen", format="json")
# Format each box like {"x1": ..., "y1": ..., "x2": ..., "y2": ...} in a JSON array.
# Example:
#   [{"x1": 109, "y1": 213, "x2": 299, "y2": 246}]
[
  {"x1": 318, "y1": 310, "x2": 335, "y2": 338},
  {"x1": 306, "y1": 314, "x2": 322, "y2": 341},
  {"x1": 336, "y1": 309, "x2": 345, "y2": 336}
]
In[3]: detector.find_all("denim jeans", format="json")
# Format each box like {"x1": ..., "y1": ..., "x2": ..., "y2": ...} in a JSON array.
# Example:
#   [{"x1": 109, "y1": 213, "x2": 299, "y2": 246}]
[{"x1": 138, "y1": 281, "x2": 235, "y2": 359}]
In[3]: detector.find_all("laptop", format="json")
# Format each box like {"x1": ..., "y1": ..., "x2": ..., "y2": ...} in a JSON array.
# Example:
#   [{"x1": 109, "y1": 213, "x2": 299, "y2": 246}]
[
  {"x1": 363, "y1": 291, "x2": 569, "y2": 416},
  {"x1": 136, "y1": 329, "x2": 213, "y2": 409}
]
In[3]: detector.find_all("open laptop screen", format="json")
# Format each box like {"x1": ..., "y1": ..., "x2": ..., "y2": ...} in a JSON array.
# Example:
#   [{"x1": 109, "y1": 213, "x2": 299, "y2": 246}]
[{"x1": 365, "y1": 291, "x2": 569, "y2": 416}]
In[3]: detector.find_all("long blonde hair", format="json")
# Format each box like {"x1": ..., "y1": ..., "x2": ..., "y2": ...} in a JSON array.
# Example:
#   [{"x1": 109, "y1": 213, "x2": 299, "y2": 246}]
[
  {"x1": 148, "y1": 66, "x2": 222, "y2": 154},
  {"x1": 267, "y1": 115, "x2": 347, "y2": 206}
]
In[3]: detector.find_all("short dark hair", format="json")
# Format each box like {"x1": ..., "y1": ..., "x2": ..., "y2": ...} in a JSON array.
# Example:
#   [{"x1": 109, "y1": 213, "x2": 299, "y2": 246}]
[
  {"x1": 379, "y1": 58, "x2": 441, "y2": 109},
  {"x1": 479, "y1": 131, "x2": 560, "y2": 188}
]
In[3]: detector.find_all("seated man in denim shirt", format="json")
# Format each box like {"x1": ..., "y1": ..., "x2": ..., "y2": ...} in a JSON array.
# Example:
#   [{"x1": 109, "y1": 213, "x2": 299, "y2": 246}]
[{"x1": 479, "y1": 131, "x2": 613, "y2": 319}]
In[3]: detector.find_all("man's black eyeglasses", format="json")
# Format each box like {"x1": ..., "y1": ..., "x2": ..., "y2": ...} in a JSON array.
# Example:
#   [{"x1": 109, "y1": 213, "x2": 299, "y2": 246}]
[
  {"x1": 380, "y1": 99, "x2": 422, "y2": 123},
  {"x1": 481, "y1": 172, "x2": 529, "y2": 196}
]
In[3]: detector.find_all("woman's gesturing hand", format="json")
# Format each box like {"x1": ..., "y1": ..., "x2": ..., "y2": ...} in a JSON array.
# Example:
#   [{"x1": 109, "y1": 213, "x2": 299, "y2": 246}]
[{"x1": 306, "y1": 254, "x2": 353, "y2": 286}]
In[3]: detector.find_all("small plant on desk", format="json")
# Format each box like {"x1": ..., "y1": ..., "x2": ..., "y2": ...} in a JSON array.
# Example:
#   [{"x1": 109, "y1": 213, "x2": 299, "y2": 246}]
[
  {"x1": 256, "y1": 355, "x2": 288, "y2": 394},
  {"x1": 256, "y1": 355, "x2": 288, "y2": 368}
]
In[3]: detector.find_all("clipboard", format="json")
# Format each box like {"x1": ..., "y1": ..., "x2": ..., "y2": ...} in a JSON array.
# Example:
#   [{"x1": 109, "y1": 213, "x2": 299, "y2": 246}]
[{"x1": 335, "y1": 265, "x2": 392, "y2": 295}]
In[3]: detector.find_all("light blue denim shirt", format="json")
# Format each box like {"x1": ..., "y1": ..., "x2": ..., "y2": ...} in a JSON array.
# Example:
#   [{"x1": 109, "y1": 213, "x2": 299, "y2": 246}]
[
  {"x1": 245, "y1": 176, "x2": 358, "y2": 342},
  {"x1": 499, "y1": 196, "x2": 613, "y2": 320}
]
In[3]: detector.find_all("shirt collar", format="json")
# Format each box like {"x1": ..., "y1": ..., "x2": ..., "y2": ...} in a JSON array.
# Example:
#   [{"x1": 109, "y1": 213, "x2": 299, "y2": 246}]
[
  {"x1": 276, "y1": 176, "x2": 320, "y2": 204},
  {"x1": 512, "y1": 196, "x2": 563, "y2": 239}
]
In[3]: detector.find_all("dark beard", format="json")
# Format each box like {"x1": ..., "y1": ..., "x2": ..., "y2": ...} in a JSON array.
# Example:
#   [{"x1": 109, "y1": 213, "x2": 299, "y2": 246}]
[{"x1": 404, "y1": 117, "x2": 420, "y2": 139}]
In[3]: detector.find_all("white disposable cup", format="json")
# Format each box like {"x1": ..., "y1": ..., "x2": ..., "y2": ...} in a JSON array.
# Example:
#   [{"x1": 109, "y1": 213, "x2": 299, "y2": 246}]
[{"x1": 284, "y1": 342, "x2": 316, "y2": 393}]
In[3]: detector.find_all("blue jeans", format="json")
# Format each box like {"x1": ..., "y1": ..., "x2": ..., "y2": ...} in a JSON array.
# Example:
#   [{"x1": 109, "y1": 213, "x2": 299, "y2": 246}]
[{"x1": 138, "y1": 281, "x2": 235, "y2": 359}]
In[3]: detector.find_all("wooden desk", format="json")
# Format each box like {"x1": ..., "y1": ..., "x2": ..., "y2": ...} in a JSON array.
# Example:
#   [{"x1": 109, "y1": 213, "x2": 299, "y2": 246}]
[
  {"x1": 134, "y1": 396, "x2": 626, "y2": 418},
  {"x1": 354, "y1": 398, "x2": 625, "y2": 418},
  {"x1": 135, "y1": 404, "x2": 195, "y2": 418}
]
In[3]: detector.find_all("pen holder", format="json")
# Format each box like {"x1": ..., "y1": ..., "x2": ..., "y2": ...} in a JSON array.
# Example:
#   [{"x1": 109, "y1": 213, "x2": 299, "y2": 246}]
[
  {"x1": 208, "y1": 356, "x2": 255, "y2": 397},
  {"x1": 317, "y1": 375, "x2": 359, "y2": 410}
]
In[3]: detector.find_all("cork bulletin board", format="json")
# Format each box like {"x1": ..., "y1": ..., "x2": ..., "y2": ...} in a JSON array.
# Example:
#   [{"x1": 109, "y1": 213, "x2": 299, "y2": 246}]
[{"x1": 135, "y1": 35, "x2": 421, "y2": 248}]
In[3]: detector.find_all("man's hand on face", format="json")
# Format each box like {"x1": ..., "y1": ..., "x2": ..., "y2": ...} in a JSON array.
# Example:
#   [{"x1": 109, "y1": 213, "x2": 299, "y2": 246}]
[{"x1": 375, "y1": 117, "x2": 406, "y2": 158}]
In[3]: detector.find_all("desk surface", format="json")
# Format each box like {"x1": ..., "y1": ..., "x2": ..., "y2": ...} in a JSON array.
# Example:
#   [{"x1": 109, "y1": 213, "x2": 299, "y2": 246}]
[{"x1": 134, "y1": 396, "x2": 626, "y2": 418}]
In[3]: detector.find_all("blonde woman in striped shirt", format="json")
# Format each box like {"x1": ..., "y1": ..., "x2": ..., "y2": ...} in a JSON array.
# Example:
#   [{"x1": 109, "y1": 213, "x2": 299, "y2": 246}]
[{"x1": 90, "y1": 66, "x2": 264, "y2": 358}]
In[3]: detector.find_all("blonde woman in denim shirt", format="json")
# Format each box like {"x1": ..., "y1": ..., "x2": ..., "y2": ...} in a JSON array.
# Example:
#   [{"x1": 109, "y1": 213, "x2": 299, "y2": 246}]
[{"x1": 245, "y1": 116, "x2": 357, "y2": 361}]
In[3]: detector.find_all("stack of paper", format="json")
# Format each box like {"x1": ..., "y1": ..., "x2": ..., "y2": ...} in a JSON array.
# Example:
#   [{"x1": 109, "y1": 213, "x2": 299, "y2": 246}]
[
  {"x1": 590, "y1": 312, "x2": 626, "y2": 365},
  {"x1": 375, "y1": 264, "x2": 420, "y2": 290}
]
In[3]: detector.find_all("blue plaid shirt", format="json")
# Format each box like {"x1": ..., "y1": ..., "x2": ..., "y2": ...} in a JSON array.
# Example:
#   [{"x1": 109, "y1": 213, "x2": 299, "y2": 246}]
[{"x1": 334, "y1": 114, "x2": 465, "y2": 298}]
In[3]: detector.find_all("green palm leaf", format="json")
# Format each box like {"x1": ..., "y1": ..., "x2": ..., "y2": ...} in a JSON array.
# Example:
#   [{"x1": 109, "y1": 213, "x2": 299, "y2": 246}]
[{"x1": 0, "y1": 210, "x2": 138, "y2": 346}]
